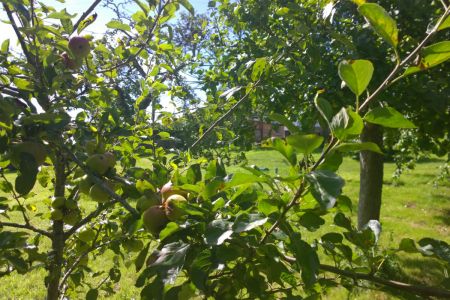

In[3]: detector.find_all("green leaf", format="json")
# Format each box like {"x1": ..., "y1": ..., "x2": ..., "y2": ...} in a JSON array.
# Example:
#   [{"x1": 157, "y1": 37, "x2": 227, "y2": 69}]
[
  {"x1": 334, "y1": 212, "x2": 352, "y2": 231},
  {"x1": 289, "y1": 233, "x2": 319, "y2": 287},
  {"x1": 286, "y1": 134, "x2": 324, "y2": 155},
  {"x1": 330, "y1": 107, "x2": 364, "y2": 140},
  {"x1": 299, "y1": 212, "x2": 325, "y2": 232},
  {"x1": 106, "y1": 20, "x2": 131, "y2": 31},
  {"x1": 364, "y1": 107, "x2": 416, "y2": 128},
  {"x1": 225, "y1": 173, "x2": 265, "y2": 189},
  {"x1": 86, "y1": 289, "x2": 98, "y2": 300},
  {"x1": 135, "y1": 242, "x2": 150, "y2": 272},
  {"x1": 180, "y1": 0, "x2": 195, "y2": 15},
  {"x1": 358, "y1": 3, "x2": 398, "y2": 48},
  {"x1": 270, "y1": 138, "x2": 297, "y2": 166},
  {"x1": 252, "y1": 57, "x2": 267, "y2": 81},
  {"x1": 335, "y1": 142, "x2": 383, "y2": 154},
  {"x1": 205, "y1": 220, "x2": 233, "y2": 245},
  {"x1": 77, "y1": 13, "x2": 97, "y2": 34},
  {"x1": 438, "y1": 15, "x2": 450, "y2": 31},
  {"x1": 399, "y1": 238, "x2": 417, "y2": 253},
  {"x1": 338, "y1": 60, "x2": 374, "y2": 96},
  {"x1": 421, "y1": 41, "x2": 450, "y2": 68},
  {"x1": 314, "y1": 95, "x2": 333, "y2": 125},
  {"x1": 232, "y1": 213, "x2": 268, "y2": 233},
  {"x1": 1, "y1": 39, "x2": 10, "y2": 54},
  {"x1": 15, "y1": 153, "x2": 38, "y2": 195},
  {"x1": 269, "y1": 113, "x2": 300, "y2": 134},
  {"x1": 317, "y1": 151, "x2": 343, "y2": 172},
  {"x1": 418, "y1": 238, "x2": 450, "y2": 263},
  {"x1": 190, "y1": 250, "x2": 211, "y2": 290},
  {"x1": 306, "y1": 170, "x2": 345, "y2": 209}
]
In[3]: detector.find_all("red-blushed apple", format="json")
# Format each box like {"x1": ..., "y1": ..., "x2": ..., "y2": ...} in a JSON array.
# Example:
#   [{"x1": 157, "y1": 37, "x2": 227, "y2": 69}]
[
  {"x1": 68, "y1": 36, "x2": 90, "y2": 58},
  {"x1": 142, "y1": 205, "x2": 169, "y2": 235},
  {"x1": 164, "y1": 194, "x2": 187, "y2": 221}
]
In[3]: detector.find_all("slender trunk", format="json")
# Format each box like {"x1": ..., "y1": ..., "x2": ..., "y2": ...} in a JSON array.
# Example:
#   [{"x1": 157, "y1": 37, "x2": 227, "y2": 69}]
[
  {"x1": 358, "y1": 123, "x2": 384, "y2": 229},
  {"x1": 46, "y1": 154, "x2": 66, "y2": 300}
]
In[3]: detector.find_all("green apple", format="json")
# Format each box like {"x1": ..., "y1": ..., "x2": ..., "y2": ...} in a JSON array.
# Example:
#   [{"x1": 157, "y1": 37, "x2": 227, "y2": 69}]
[
  {"x1": 86, "y1": 154, "x2": 110, "y2": 175},
  {"x1": 50, "y1": 209, "x2": 63, "y2": 221},
  {"x1": 89, "y1": 183, "x2": 110, "y2": 203},
  {"x1": 78, "y1": 175, "x2": 94, "y2": 194},
  {"x1": 63, "y1": 210, "x2": 82, "y2": 226},
  {"x1": 86, "y1": 139, "x2": 105, "y2": 155},
  {"x1": 103, "y1": 151, "x2": 116, "y2": 168},
  {"x1": 164, "y1": 194, "x2": 187, "y2": 221},
  {"x1": 51, "y1": 197, "x2": 66, "y2": 209},
  {"x1": 142, "y1": 206, "x2": 169, "y2": 235},
  {"x1": 65, "y1": 199, "x2": 78, "y2": 210},
  {"x1": 160, "y1": 181, "x2": 187, "y2": 202},
  {"x1": 78, "y1": 228, "x2": 96, "y2": 243},
  {"x1": 68, "y1": 36, "x2": 90, "y2": 58},
  {"x1": 136, "y1": 193, "x2": 160, "y2": 213}
]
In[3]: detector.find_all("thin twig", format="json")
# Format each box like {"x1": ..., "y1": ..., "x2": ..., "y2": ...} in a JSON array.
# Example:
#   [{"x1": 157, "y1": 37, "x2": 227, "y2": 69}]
[
  {"x1": 72, "y1": 0, "x2": 102, "y2": 35},
  {"x1": 190, "y1": 79, "x2": 261, "y2": 149},
  {"x1": 63, "y1": 147, "x2": 139, "y2": 216},
  {"x1": 319, "y1": 264, "x2": 450, "y2": 298},
  {"x1": 0, "y1": 221, "x2": 52, "y2": 238},
  {"x1": 97, "y1": 0, "x2": 170, "y2": 74},
  {"x1": 358, "y1": 5, "x2": 450, "y2": 112},
  {"x1": 3, "y1": 4, "x2": 34, "y2": 64}
]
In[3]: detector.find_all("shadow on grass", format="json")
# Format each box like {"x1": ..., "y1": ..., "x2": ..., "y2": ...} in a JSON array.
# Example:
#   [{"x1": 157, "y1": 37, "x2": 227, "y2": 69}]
[{"x1": 437, "y1": 208, "x2": 450, "y2": 226}]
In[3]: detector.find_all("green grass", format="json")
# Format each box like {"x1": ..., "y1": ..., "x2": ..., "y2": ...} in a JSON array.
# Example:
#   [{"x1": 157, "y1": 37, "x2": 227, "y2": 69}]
[{"x1": 0, "y1": 149, "x2": 448, "y2": 299}]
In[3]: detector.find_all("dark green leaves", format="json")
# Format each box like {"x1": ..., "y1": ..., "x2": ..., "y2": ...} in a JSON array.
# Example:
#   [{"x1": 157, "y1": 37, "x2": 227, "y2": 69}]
[
  {"x1": 286, "y1": 134, "x2": 323, "y2": 155},
  {"x1": 289, "y1": 233, "x2": 319, "y2": 287},
  {"x1": 306, "y1": 170, "x2": 345, "y2": 209},
  {"x1": 364, "y1": 107, "x2": 416, "y2": 128},
  {"x1": 358, "y1": 3, "x2": 398, "y2": 48},
  {"x1": 15, "y1": 153, "x2": 38, "y2": 195},
  {"x1": 232, "y1": 213, "x2": 268, "y2": 233},
  {"x1": 330, "y1": 107, "x2": 363, "y2": 140},
  {"x1": 299, "y1": 212, "x2": 325, "y2": 232},
  {"x1": 205, "y1": 220, "x2": 233, "y2": 245},
  {"x1": 338, "y1": 60, "x2": 374, "y2": 96}
]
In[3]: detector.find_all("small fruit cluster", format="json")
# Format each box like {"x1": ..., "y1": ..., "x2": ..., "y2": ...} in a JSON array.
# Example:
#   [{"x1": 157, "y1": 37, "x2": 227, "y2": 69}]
[
  {"x1": 78, "y1": 140, "x2": 116, "y2": 202},
  {"x1": 50, "y1": 196, "x2": 82, "y2": 225},
  {"x1": 60, "y1": 36, "x2": 91, "y2": 70},
  {"x1": 142, "y1": 182, "x2": 188, "y2": 236}
]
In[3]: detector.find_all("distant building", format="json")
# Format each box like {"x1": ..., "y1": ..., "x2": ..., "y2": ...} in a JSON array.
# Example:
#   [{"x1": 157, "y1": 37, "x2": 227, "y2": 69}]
[{"x1": 253, "y1": 119, "x2": 288, "y2": 142}]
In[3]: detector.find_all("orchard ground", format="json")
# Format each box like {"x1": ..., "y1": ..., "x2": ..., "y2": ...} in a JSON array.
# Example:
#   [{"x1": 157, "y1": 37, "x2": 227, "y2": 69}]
[{"x1": 0, "y1": 149, "x2": 448, "y2": 299}]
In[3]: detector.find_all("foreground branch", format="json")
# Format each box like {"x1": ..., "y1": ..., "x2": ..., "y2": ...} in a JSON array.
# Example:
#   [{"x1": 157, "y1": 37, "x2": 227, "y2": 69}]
[
  {"x1": 190, "y1": 80, "x2": 261, "y2": 149},
  {"x1": 319, "y1": 264, "x2": 450, "y2": 298},
  {"x1": 63, "y1": 147, "x2": 139, "y2": 216},
  {"x1": 0, "y1": 221, "x2": 51, "y2": 238}
]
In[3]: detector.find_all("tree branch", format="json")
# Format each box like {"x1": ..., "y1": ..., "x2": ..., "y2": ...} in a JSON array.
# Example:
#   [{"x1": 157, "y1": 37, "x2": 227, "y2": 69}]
[
  {"x1": 358, "y1": 5, "x2": 450, "y2": 112},
  {"x1": 63, "y1": 147, "x2": 139, "y2": 217},
  {"x1": 0, "y1": 221, "x2": 52, "y2": 238},
  {"x1": 319, "y1": 264, "x2": 450, "y2": 298},
  {"x1": 72, "y1": 0, "x2": 102, "y2": 35},
  {"x1": 190, "y1": 79, "x2": 261, "y2": 149}
]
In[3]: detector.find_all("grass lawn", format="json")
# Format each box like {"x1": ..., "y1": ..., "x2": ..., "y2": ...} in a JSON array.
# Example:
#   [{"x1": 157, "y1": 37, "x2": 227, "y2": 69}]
[{"x1": 0, "y1": 149, "x2": 448, "y2": 299}]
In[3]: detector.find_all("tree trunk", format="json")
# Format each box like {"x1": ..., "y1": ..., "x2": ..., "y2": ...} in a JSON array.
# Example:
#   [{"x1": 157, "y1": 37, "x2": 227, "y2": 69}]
[
  {"x1": 358, "y1": 123, "x2": 384, "y2": 230},
  {"x1": 46, "y1": 154, "x2": 66, "y2": 300}
]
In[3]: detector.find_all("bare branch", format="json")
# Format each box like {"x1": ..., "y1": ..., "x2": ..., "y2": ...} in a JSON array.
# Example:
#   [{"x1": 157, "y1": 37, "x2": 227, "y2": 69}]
[
  {"x1": 0, "y1": 221, "x2": 52, "y2": 238},
  {"x1": 72, "y1": 0, "x2": 102, "y2": 35}
]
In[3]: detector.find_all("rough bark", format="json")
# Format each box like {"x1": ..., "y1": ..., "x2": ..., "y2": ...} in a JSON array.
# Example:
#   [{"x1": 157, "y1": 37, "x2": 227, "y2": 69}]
[
  {"x1": 358, "y1": 122, "x2": 384, "y2": 229},
  {"x1": 46, "y1": 154, "x2": 66, "y2": 300}
]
